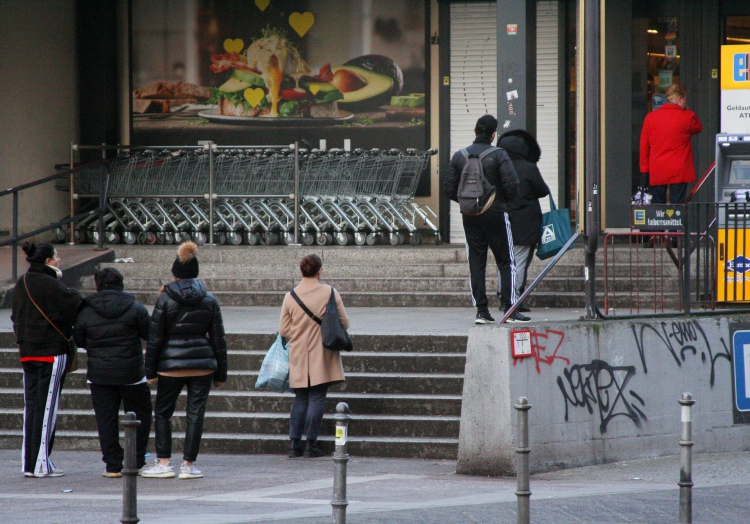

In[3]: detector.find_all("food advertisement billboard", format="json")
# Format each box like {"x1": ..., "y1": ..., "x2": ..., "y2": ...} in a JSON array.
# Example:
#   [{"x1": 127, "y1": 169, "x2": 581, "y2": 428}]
[{"x1": 131, "y1": 0, "x2": 430, "y2": 193}]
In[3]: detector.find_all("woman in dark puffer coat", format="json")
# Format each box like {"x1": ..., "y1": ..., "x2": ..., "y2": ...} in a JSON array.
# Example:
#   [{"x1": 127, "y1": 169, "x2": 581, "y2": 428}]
[
  {"x1": 496, "y1": 130, "x2": 551, "y2": 312},
  {"x1": 143, "y1": 241, "x2": 227, "y2": 480},
  {"x1": 74, "y1": 267, "x2": 151, "y2": 478}
]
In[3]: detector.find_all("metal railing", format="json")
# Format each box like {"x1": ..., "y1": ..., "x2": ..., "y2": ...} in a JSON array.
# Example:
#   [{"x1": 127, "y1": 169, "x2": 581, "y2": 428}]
[
  {"x1": 598, "y1": 201, "x2": 750, "y2": 318},
  {"x1": 1, "y1": 162, "x2": 111, "y2": 282}
]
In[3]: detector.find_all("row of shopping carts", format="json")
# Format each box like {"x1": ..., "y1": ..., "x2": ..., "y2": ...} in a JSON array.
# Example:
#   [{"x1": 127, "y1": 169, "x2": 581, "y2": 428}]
[{"x1": 55, "y1": 146, "x2": 440, "y2": 246}]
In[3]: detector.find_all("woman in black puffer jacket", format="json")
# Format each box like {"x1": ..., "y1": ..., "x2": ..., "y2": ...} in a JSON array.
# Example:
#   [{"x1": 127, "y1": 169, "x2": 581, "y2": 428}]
[
  {"x1": 74, "y1": 267, "x2": 151, "y2": 477},
  {"x1": 496, "y1": 130, "x2": 551, "y2": 312},
  {"x1": 143, "y1": 241, "x2": 227, "y2": 480}
]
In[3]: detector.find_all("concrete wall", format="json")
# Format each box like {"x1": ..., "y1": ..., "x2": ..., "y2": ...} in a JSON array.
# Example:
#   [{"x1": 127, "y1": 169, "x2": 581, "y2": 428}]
[
  {"x1": 457, "y1": 315, "x2": 750, "y2": 476},
  {"x1": 0, "y1": 0, "x2": 78, "y2": 240}
]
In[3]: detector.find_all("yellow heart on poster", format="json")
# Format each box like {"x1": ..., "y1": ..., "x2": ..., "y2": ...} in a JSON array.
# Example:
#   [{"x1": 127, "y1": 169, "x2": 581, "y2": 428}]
[
  {"x1": 289, "y1": 12, "x2": 314, "y2": 37},
  {"x1": 244, "y1": 88, "x2": 265, "y2": 108},
  {"x1": 223, "y1": 38, "x2": 244, "y2": 53},
  {"x1": 666, "y1": 209, "x2": 674, "y2": 217},
  {"x1": 309, "y1": 84, "x2": 320, "y2": 95},
  {"x1": 255, "y1": 0, "x2": 270, "y2": 11}
]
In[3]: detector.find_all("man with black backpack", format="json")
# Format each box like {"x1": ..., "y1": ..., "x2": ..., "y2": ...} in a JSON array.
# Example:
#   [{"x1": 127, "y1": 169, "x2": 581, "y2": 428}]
[{"x1": 445, "y1": 115, "x2": 529, "y2": 324}]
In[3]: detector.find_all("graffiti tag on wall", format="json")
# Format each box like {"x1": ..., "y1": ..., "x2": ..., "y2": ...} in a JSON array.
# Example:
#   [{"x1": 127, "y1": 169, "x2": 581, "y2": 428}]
[
  {"x1": 631, "y1": 320, "x2": 731, "y2": 387},
  {"x1": 514, "y1": 329, "x2": 570, "y2": 374},
  {"x1": 557, "y1": 360, "x2": 647, "y2": 434}
]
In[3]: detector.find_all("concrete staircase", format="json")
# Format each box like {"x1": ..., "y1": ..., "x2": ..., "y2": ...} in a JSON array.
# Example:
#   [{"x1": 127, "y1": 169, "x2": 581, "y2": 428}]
[
  {"x1": 85, "y1": 244, "x2": 595, "y2": 308},
  {"x1": 84, "y1": 244, "x2": 681, "y2": 309},
  {"x1": 0, "y1": 331, "x2": 465, "y2": 459},
  {"x1": 0, "y1": 243, "x2": 683, "y2": 459}
]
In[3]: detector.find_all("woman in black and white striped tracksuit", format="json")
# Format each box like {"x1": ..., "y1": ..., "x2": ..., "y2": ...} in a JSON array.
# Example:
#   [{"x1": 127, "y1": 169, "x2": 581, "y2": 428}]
[{"x1": 11, "y1": 242, "x2": 82, "y2": 478}]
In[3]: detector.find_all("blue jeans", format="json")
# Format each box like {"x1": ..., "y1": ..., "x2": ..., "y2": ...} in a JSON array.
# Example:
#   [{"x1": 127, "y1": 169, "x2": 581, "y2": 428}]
[{"x1": 289, "y1": 383, "x2": 329, "y2": 441}]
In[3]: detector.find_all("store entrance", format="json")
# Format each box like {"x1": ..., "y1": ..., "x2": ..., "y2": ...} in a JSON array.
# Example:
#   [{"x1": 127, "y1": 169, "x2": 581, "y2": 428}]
[{"x1": 631, "y1": 13, "x2": 682, "y2": 196}]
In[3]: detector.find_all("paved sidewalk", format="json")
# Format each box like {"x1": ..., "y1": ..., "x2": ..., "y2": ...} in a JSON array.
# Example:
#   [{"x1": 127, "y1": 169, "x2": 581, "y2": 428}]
[
  {"x1": 0, "y1": 450, "x2": 749, "y2": 523},
  {"x1": 0, "y1": 305, "x2": 585, "y2": 335}
]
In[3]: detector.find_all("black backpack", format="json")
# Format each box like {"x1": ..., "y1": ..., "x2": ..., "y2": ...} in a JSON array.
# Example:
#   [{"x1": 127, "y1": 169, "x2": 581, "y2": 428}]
[{"x1": 457, "y1": 146, "x2": 499, "y2": 215}]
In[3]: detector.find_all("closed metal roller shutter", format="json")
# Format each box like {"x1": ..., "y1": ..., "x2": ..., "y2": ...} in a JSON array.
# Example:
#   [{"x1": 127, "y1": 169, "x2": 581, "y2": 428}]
[
  {"x1": 449, "y1": 2, "x2": 498, "y2": 244},
  {"x1": 536, "y1": 1, "x2": 560, "y2": 213}
]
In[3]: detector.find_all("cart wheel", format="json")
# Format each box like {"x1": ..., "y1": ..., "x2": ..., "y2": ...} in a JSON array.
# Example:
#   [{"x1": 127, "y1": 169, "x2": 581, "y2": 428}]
[
  {"x1": 410, "y1": 231, "x2": 422, "y2": 246},
  {"x1": 397, "y1": 232, "x2": 406, "y2": 245},
  {"x1": 282, "y1": 232, "x2": 295, "y2": 245},
  {"x1": 316, "y1": 233, "x2": 328, "y2": 245},
  {"x1": 264, "y1": 232, "x2": 279, "y2": 245},
  {"x1": 123, "y1": 231, "x2": 137, "y2": 245},
  {"x1": 155, "y1": 232, "x2": 165, "y2": 244},
  {"x1": 389, "y1": 233, "x2": 400, "y2": 246},
  {"x1": 354, "y1": 232, "x2": 366, "y2": 246},
  {"x1": 162, "y1": 232, "x2": 174, "y2": 245},
  {"x1": 365, "y1": 233, "x2": 379, "y2": 246},
  {"x1": 434, "y1": 231, "x2": 442, "y2": 246},
  {"x1": 214, "y1": 232, "x2": 226, "y2": 245},
  {"x1": 105, "y1": 231, "x2": 120, "y2": 244},
  {"x1": 301, "y1": 232, "x2": 315, "y2": 246},
  {"x1": 334, "y1": 232, "x2": 348, "y2": 246},
  {"x1": 227, "y1": 232, "x2": 242, "y2": 245},
  {"x1": 180, "y1": 232, "x2": 192, "y2": 243},
  {"x1": 89, "y1": 231, "x2": 99, "y2": 244},
  {"x1": 192, "y1": 232, "x2": 206, "y2": 245},
  {"x1": 245, "y1": 232, "x2": 260, "y2": 245},
  {"x1": 324, "y1": 233, "x2": 334, "y2": 245},
  {"x1": 74, "y1": 230, "x2": 86, "y2": 244},
  {"x1": 54, "y1": 228, "x2": 67, "y2": 243},
  {"x1": 138, "y1": 232, "x2": 157, "y2": 245}
]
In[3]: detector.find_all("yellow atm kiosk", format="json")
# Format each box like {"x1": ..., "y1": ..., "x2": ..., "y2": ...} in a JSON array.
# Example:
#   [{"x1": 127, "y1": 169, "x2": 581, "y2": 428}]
[
  {"x1": 717, "y1": 46, "x2": 750, "y2": 302},
  {"x1": 716, "y1": 135, "x2": 750, "y2": 302}
]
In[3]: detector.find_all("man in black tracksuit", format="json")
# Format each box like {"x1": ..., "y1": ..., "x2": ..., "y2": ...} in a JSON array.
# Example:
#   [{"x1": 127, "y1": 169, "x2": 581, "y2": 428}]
[
  {"x1": 74, "y1": 268, "x2": 152, "y2": 477},
  {"x1": 445, "y1": 115, "x2": 528, "y2": 323}
]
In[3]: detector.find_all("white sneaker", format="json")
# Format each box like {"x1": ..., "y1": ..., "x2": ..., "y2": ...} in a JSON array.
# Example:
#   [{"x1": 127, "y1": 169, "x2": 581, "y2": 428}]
[
  {"x1": 178, "y1": 463, "x2": 203, "y2": 479},
  {"x1": 140, "y1": 461, "x2": 175, "y2": 478}
]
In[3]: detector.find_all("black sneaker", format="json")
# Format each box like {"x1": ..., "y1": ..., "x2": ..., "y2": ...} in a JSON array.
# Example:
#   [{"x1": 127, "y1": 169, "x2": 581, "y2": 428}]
[
  {"x1": 475, "y1": 311, "x2": 496, "y2": 324},
  {"x1": 518, "y1": 306, "x2": 531, "y2": 313},
  {"x1": 289, "y1": 438, "x2": 303, "y2": 458},
  {"x1": 303, "y1": 440, "x2": 325, "y2": 458},
  {"x1": 505, "y1": 311, "x2": 531, "y2": 323}
]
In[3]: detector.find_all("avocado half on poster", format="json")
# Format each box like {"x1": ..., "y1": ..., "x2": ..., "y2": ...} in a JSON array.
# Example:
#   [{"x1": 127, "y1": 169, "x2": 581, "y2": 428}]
[{"x1": 130, "y1": 0, "x2": 429, "y2": 192}]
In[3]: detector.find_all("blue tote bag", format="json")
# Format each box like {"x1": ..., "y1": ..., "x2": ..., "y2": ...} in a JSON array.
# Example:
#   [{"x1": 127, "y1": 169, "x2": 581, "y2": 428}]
[
  {"x1": 536, "y1": 195, "x2": 572, "y2": 260},
  {"x1": 255, "y1": 333, "x2": 290, "y2": 393}
]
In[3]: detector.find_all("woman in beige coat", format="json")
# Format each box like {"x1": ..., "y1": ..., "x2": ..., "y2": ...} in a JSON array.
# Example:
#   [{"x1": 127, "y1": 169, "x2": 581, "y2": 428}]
[{"x1": 279, "y1": 254, "x2": 349, "y2": 458}]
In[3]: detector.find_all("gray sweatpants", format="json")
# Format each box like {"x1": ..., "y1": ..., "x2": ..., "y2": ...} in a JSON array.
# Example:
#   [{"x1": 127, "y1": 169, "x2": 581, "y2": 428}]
[{"x1": 498, "y1": 244, "x2": 535, "y2": 304}]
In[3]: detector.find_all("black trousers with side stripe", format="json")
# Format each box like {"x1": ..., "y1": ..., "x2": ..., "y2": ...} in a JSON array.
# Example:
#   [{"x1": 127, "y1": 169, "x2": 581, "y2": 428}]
[
  {"x1": 463, "y1": 206, "x2": 517, "y2": 312},
  {"x1": 22, "y1": 355, "x2": 67, "y2": 475}
]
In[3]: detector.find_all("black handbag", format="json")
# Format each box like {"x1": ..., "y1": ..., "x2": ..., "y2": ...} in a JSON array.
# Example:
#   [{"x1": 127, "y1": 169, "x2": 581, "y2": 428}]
[{"x1": 290, "y1": 288, "x2": 353, "y2": 352}]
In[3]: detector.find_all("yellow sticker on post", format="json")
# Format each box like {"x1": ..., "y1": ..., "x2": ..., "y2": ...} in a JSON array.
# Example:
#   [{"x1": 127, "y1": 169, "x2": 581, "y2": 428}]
[{"x1": 335, "y1": 426, "x2": 347, "y2": 446}]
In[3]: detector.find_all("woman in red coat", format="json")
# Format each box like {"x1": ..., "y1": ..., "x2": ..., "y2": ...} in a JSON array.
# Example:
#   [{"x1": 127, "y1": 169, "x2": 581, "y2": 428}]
[{"x1": 639, "y1": 84, "x2": 703, "y2": 204}]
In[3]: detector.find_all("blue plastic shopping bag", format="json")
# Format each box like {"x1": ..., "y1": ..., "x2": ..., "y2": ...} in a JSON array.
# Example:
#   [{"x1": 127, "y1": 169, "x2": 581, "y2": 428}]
[{"x1": 255, "y1": 334, "x2": 290, "y2": 392}]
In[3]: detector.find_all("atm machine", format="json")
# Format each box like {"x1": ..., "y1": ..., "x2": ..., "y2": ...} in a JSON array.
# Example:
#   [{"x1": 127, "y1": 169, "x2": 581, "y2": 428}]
[{"x1": 715, "y1": 134, "x2": 750, "y2": 302}]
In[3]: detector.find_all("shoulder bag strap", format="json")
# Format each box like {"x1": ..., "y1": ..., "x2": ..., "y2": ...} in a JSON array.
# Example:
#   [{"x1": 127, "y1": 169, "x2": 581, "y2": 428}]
[
  {"x1": 290, "y1": 290, "x2": 322, "y2": 325},
  {"x1": 478, "y1": 146, "x2": 499, "y2": 160},
  {"x1": 23, "y1": 274, "x2": 68, "y2": 341},
  {"x1": 548, "y1": 194, "x2": 557, "y2": 211}
]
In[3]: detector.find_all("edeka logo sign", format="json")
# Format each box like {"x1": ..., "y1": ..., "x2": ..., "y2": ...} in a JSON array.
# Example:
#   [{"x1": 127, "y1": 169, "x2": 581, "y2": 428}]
[
  {"x1": 727, "y1": 255, "x2": 750, "y2": 274},
  {"x1": 735, "y1": 53, "x2": 750, "y2": 83},
  {"x1": 541, "y1": 224, "x2": 556, "y2": 245}
]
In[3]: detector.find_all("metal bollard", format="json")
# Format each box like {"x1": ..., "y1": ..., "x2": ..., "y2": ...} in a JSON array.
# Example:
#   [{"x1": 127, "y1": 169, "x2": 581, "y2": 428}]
[
  {"x1": 120, "y1": 412, "x2": 141, "y2": 524},
  {"x1": 514, "y1": 397, "x2": 532, "y2": 524},
  {"x1": 513, "y1": 397, "x2": 531, "y2": 524},
  {"x1": 331, "y1": 402, "x2": 352, "y2": 524},
  {"x1": 678, "y1": 393, "x2": 695, "y2": 524}
]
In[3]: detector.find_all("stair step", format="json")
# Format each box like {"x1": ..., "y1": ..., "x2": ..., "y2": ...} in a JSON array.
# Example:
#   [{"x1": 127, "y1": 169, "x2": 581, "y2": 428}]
[
  {"x1": 0, "y1": 369, "x2": 465, "y2": 395},
  {"x1": 0, "y1": 388, "x2": 463, "y2": 416},
  {"x1": 0, "y1": 430, "x2": 458, "y2": 459},
  {"x1": 0, "y1": 409, "x2": 459, "y2": 439}
]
